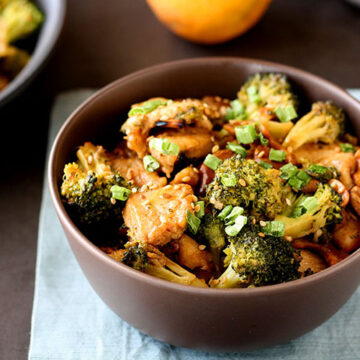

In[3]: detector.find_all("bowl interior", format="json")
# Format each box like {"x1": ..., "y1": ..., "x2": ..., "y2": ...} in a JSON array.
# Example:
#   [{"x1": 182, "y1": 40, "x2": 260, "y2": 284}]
[{"x1": 0, "y1": 0, "x2": 66, "y2": 107}]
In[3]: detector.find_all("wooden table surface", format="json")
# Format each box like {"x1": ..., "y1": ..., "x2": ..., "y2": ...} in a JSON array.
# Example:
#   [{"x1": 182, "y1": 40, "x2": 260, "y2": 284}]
[{"x1": 1, "y1": 0, "x2": 359, "y2": 358}]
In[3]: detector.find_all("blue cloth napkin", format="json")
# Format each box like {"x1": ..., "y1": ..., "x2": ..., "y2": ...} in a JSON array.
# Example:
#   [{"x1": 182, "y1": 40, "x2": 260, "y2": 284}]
[{"x1": 29, "y1": 89, "x2": 360, "y2": 360}]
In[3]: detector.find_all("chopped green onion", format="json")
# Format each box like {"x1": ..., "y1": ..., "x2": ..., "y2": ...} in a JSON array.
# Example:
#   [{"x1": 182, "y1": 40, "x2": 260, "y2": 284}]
[
  {"x1": 259, "y1": 131, "x2": 269, "y2": 146},
  {"x1": 128, "y1": 99, "x2": 167, "y2": 116},
  {"x1": 225, "y1": 206, "x2": 244, "y2": 225},
  {"x1": 340, "y1": 143, "x2": 355, "y2": 153},
  {"x1": 225, "y1": 99, "x2": 246, "y2": 120},
  {"x1": 292, "y1": 196, "x2": 319, "y2": 218},
  {"x1": 280, "y1": 163, "x2": 298, "y2": 180},
  {"x1": 260, "y1": 160, "x2": 273, "y2": 169},
  {"x1": 195, "y1": 201, "x2": 205, "y2": 218},
  {"x1": 246, "y1": 86, "x2": 260, "y2": 103},
  {"x1": 263, "y1": 221, "x2": 285, "y2": 237},
  {"x1": 235, "y1": 124, "x2": 258, "y2": 144},
  {"x1": 307, "y1": 164, "x2": 328, "y2": 175},
  {"x1": 288, "y1": 170, "x2": 311, "y2": 190},
  {"x1": 274, "y1": 105, "x2": 298, "y2": 122},
  {"x1": 186, "y1": 210, "x2": 201, "y2": 234},
  {"x1": 219, "y1": 128, "x2": 229, "y2": 138},
  {"x1": 221, "y1": 173, "x2": 237, "y2": 187},
  {"x1": 143, "y1": 155, "x2": 160, "y2": 172},
  {"x1": 269, "y1": 148, "x2": 286, "y2": 162},
  {"x1": 226, "y1": 142, "x2": 247, "y2": 158},
  {"x1": 149, "y1": 138, "x2": 180, "y2": 156},
  {"x1": 225, "y1": 215, "x2": 247, "y2": 236},
  {"x1": 111, "y1": 185, "x2": 131, "y2": 201},
  {"x1": 288, "y1": 176, "x2": 303, "y2": 190},
  {"x1": 297, "y1": 170, "x2": 311, "y2": 185},
  {"x1": 218, "y1": 205, "x2": 233, "y2": 220},
  {"x1": 204, "y1": 154, "x2": 222, "y2": 171}
]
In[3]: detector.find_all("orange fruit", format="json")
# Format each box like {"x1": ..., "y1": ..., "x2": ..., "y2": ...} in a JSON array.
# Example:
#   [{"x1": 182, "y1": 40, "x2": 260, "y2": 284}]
[{"x1": 146, "y1": 0, "x2": 272, "y2": 45}]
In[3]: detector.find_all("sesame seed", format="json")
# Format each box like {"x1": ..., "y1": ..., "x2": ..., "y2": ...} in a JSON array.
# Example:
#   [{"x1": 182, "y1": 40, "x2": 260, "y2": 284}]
[
  {"x1": 211, "y1": 136, "x2": 215, "y2": 142},
  {"x1": 260, "y1": 220, "x2": 267, "y2": 227},
  {"x1": 194, "y1": 205, "x2": 200, "y2": 212},
  {"x1": 212, "y1": 145, "x2": 220, "y2": 153},
  {"x1": 252, "y1": 218, "x2": 256, "y2": 224},
  {"x1": 286, "y1": 198, "x2": 292, "y2": 206},
  {"x1": 284, "y1": 236, "x2": 293, "y2": 241},
  {"x1": 212, "y1": 279, "x2": 220, "y2": 285},
  {"x1": 192, "y1": 195, "x2": 198, "y2": 202},
  {"x1": 132, "y1": 188, "x2": 138, "y2": 193},
  {"x1": 163, "y1": 185, "x2": 171, "y2": 190},
  {"x1": 258, "y1": 232, "x2": 265, "y2": 237},
  {"x1": 110, "y1": 198, "x2": 116, "y2": 205},
  {"x1": 199, "y1": 245, "x2": 206, "y2": 251},
  {"x1": 258, "y1": 151, "x2": 265, "y2": 158},
  {"x1": 191, "y1": 203, "x2": 195, "y2": 209},
  {"x1": 239, "y1": 179, "x2": 246, "y2": 187},
  {"x1": 204, "y1": 108, "x2": 211, "y2": 116},
  {"x1": 87, "y1": 155, "x2": 93, "y2": 164},
  {"x1": 182, "y1": 176, "x2": 191, "y2": 182},
  {"x1": 193, "y1": 168, "x2": 199, "y2": 173},
  {"x1": 316, "y1": 229, "x2": 323, "y2": 237},
  {"x1": 215, "y1": 96, "x2": 221, "y2": 102}
]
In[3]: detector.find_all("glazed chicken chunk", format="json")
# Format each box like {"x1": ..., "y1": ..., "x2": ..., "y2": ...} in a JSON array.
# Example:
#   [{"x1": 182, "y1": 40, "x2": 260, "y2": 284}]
[
  {"x1": 111, "y1": 155, "x2": 167, "y2": 189},
  {"x1": 123, "y1": 184, "x2": 195, "y2": 246},
  {"x1": 294, "y1": 143, "x2": 356, "y2": 189},
  {"x1": 121, "y1": 98, "x2": 213, "y2": 158},
  {"x1": 148, "y1": 128, "x2": 214, "y2": 177}
]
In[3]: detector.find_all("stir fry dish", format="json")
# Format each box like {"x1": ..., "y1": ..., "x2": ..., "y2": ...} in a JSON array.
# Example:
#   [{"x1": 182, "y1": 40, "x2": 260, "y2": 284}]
[
  {"x1": 60, "y1": 72, "x2": 360, "y2": 288},
  {"x1": 0, "y1": 0, "x2": 43, "y2": 90}
]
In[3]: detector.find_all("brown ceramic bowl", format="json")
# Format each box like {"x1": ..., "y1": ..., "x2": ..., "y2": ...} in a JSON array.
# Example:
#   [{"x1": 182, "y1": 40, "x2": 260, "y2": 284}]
[{"x1": 48, "y1": 57, "x2": 360, "y2": 352}]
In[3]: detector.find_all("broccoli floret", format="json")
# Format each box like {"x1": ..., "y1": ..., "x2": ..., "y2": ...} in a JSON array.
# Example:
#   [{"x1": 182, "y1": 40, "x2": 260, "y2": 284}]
[
  {"x1": 206, "y1": 156, "x2": 293, "y2": 219},
  {"x1": 237, "y1": 73, "x2": 298, "y2": 118},
  {"x1": 283, "y1": 101, "x2": 345, "y2": 150},
  {"x1": 0, "y1": 0, "x2": 43, "y2": 43},
  {"x1": 199, "y1": 211, "x2": 226, "y2": 272},
  {"x1": 121, "y1": 244, "x2": 208, "y2": 288},
  {"x1": 61, "y1": 142, "x2": 131, "y2": 226},
  {"x1": 305, "y1": 164, "x2": 338, "y2": 183},
  {"x1": 275, "y1": 183, "x2": 343, "y2": 239},
  {"x1": 212, "y1": 224, "x2": 300, "y2": 288}
]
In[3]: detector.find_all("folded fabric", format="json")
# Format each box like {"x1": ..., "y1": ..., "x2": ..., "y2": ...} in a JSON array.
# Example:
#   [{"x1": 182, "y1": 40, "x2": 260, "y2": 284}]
[{"x1": 28, "y1": 89, "x2": 360, "y2": 360}]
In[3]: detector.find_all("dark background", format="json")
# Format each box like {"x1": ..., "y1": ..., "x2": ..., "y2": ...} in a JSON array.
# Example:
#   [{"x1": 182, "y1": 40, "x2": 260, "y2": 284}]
[{"x1": 1, "y1": 0, "x2": 359, "y2": 358}]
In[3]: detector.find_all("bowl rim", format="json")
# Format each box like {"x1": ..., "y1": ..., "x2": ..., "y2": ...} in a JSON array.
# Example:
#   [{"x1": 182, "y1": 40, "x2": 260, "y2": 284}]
[
  {"x1": 0, "y1": 0, "x2": 67, "y2": 107},
  {"x1": 48, "y1": 56, "x2": 360, "y2": 296}
]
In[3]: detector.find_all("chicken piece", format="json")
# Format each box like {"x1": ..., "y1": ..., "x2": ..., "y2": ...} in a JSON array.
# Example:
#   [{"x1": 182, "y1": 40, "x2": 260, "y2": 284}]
[
  {"x1": 333, "y1": 209, "x2": 360, "y2": 253},
  {"x1": 111, "y1": 155, "x2": 166, "y2": 189},
  {"x1": 352, "y1": 149, "x2": 360, "y2": 186},
  {"x1": 294, "y1": 143, "x2": 356, "y2": 189},
  {"x1": 100, "y1": 247, "x2": 125, "y2": 262},
  {"x1": 175, "y1": 234, "x2": 213, "y2": 272},
  {"x1": 123, "y1": 184, "x2": 195, "y2": 246},
  {"x1": 171, "y1": 166, "x2": 200, "y2": 187},
  {"x1": 292, "y1": 239, "x2": 348, "y2": 266},
  {"x1": 121, "y1": 98, "x2": 213, "y2": 158},
  {"x1": 202, "y1": 95, "x2": 230, "y2": 125},
  {"x1": 148, "y1": 128, "x2": 214, "y2": 177},
  {"x1": 298, "y1": 250, "x2": 327, "y2": 275},
  {"x1": 350, "y1": 186, "x2": 360, "y2": 217}
]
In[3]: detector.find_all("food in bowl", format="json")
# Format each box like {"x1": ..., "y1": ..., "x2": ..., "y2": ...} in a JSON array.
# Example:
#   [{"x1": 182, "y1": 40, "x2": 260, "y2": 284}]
[
  {"x1": 0, "y1": 0, "x2": 43, "y2": 90},
  {"x1": 60, "y1": 72, "x2": 360, "y2": 289}
]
